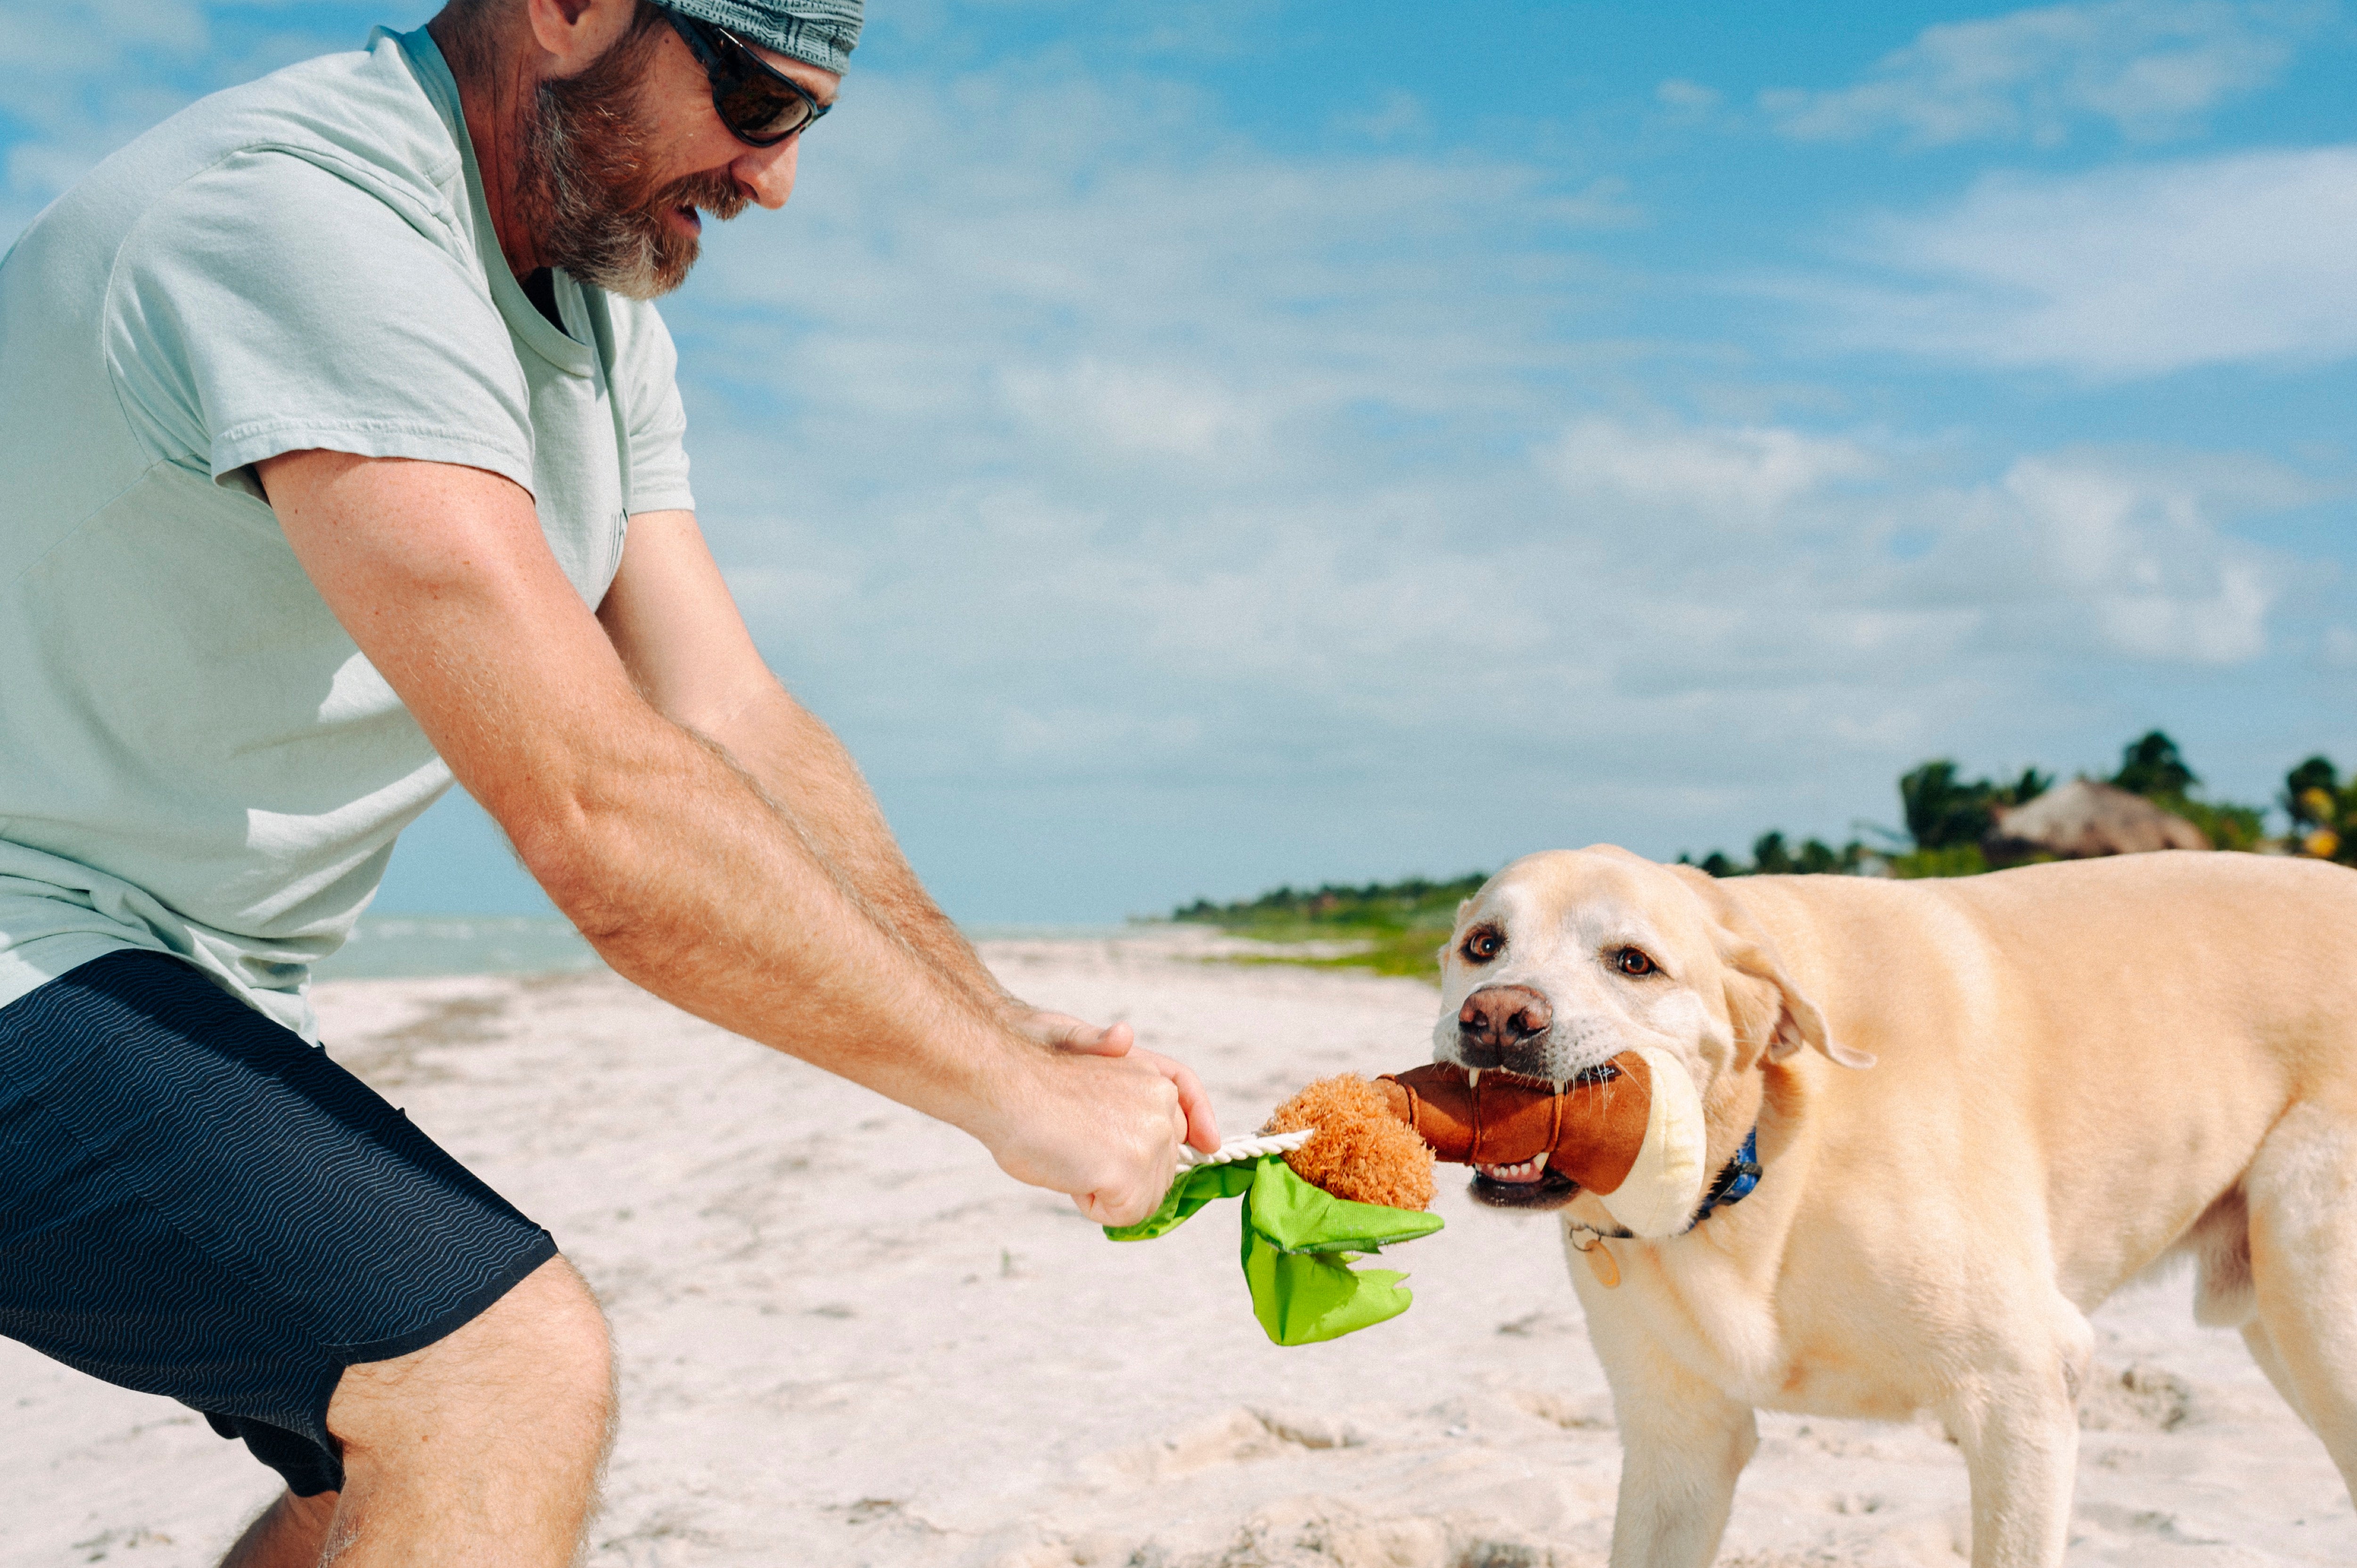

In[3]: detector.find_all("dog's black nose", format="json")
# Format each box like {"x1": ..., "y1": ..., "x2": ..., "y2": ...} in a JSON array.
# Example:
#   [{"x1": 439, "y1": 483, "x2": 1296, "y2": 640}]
[{"x1": 1458, "y1": 984, "x2": 1554, "y2": 1070}]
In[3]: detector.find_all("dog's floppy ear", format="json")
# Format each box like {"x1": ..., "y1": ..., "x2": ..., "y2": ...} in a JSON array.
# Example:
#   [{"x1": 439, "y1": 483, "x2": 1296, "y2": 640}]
[
  {"x1": 1667, "y1": 865, "x2": 1874, "y2": 1071},
  {"x1": 1722, "y1": 936, "x2": 1872, "y2": 1070}
]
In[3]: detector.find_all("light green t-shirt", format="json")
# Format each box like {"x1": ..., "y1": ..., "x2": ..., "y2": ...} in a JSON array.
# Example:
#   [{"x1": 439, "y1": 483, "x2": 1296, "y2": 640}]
[{"x1": 0, "y1": 27, "x2": 695, "y2": 1040}]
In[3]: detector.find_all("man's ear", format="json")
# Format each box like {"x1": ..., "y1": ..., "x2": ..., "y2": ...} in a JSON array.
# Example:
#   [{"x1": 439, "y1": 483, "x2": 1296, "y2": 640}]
[
  {"x1": 525, "y1": 0, "x2": 637, "y2": 74},
  {"x1": 1668, "y1": 865, "x2": 1875, "y2": 1071}
]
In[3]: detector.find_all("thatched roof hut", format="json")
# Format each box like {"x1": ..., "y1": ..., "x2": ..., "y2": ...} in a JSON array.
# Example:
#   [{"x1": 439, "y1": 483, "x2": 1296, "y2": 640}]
[{"x1": 1982, "y1": 779, "x2": 2209, "y2": 868}]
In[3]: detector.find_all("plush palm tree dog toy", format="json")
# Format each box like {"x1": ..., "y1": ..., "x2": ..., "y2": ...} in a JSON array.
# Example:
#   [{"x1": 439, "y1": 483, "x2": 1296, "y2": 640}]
[
  {"x1": 1267, "y1": 1048, "x2": 1712, "y2": 1233},
  {"x1": 1107, "y1": 1046, "x2": 1705, "y2": 1343}
]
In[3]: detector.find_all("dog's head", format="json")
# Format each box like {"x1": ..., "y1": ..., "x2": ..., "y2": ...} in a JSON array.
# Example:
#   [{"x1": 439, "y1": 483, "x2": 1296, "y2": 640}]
[{"x1": 1432, "y1": 846, "x2": 1871, "y2": 1210}]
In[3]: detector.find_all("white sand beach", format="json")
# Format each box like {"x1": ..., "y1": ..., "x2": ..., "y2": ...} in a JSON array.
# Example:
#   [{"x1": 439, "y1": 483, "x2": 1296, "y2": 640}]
[{"x1": 5, "y1": 930, "x2": 2351, "y2": 1566}]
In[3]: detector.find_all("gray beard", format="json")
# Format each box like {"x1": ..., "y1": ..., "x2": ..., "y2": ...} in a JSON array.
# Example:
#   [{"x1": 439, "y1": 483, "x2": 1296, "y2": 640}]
[{"x1": 512, "y1": 28, "x2": 725, "y2": 300}]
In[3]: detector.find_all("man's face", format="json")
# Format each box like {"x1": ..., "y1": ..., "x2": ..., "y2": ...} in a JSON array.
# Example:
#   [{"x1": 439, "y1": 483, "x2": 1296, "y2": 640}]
[{"x1": 524, "y1": 11, "x2": 841, "y2": 299}]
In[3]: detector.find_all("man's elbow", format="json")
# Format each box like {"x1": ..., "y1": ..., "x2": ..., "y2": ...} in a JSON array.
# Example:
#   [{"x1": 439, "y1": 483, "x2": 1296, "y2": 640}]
[{"x1": 486, "y1": 763, "x2": 670, "y2": 945}]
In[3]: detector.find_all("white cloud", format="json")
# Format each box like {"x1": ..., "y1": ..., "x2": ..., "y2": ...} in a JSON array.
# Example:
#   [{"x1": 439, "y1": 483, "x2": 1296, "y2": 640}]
[
  {"x1": 996, "y1": 704, "x2": 1203, "y2": 765},
  {"x1": 693, "y1": 72, "x2": 1632, "y2": 440},
  {"x1": 13, "y1": 9, "x2": 2346, "y2": 909},
  {"x1": 1536, "y1": 423, "x2": 2292, "y2": 675},
  {"x1": 0, "y1": 0, "x2": 375, "y2": 228},
  {"x1": 1544, "y1": 419, "x2": 1874, "y2": 521},
  {"x1": 0, "y1": 0, "x2": 207, "y2": 225},
  {"x1": 997, "y1": 358, "x2": 1271, "y2": 464},
  {"x1": 0, "y1": 0, "x2": 208, "y2": 76},
  {"x1": 1655, "y1": 79, "x2": 1722, "y2": 117},
  {"x1": 1986, "y1": 452, "x2": 2287, "y2": 663},
  {"x1": 1759, "y1": 0, "x2": 2316, "y2": 147},
  {"x1": 1796, "y1": 145, "x2": 2357, "y2": 376},
  {"x1": 660, "y1": 56, "x2": 2332, "y2": 864},
  {"x1": 1336, "y1": 90, "x2": 1429, "y2": 142}
]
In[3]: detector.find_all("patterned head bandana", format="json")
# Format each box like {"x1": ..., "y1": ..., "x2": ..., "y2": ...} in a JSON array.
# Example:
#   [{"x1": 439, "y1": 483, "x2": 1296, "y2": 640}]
[{"x1": 661, "y1": 0, "x2": 862, "y2": 76}]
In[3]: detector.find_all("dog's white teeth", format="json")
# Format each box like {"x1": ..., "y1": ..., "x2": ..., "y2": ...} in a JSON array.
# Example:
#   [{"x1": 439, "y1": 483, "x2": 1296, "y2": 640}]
[
  {"x1": 1467, "y1": 1067, "x2": 1481, "y2": 1090},
  {"x1": 1477, "y1": 1152, "x2": 1550, "y2": 1182}
]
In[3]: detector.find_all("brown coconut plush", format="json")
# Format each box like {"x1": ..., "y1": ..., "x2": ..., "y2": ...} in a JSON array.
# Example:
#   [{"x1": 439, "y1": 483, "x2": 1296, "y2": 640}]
[{"x1": 1265, "y1": 1075, "x2": 1437, "y2": 1211}]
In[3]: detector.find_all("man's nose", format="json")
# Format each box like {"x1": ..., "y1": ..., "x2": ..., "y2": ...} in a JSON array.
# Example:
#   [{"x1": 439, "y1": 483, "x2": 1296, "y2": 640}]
[
  {"x1": 1457, "y1": 984, "x2": 1554, "y2": 1070},
  {"x1": 732, "y1": 135, "x2": 801, "y2": 210}
]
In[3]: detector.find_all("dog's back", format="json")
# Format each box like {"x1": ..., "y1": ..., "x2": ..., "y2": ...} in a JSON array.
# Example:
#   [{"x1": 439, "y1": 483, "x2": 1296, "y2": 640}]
[{"x1": 1731, "y1": 850, "x2": 2357, "y2": 1307}]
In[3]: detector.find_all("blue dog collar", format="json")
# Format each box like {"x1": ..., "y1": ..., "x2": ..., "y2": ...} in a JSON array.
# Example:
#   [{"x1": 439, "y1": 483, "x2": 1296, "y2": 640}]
[{"x1": 1686, "y1": 1125, "x2": 1762, "y2": 1231}]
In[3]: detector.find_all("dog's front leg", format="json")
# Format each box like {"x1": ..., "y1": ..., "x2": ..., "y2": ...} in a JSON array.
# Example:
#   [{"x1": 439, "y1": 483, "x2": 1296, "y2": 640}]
[
  {"x1": 1937, "y1": 1367, "x2": 2083, "y2": 1568},
  {"x1": 1602, "y1": 1341, "x2": 1758, "y2": 1568}
]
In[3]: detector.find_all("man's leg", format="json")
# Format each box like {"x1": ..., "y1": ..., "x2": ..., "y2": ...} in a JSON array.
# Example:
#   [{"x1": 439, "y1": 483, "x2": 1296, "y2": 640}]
[
  {"x1": 0, "y1": 952, "x2": 590, "y2": 1563},
  {"x1": 215, "y1": 1259, "x2": 611, "y2": 1567},
  {"x1": 323, "y1": 1256, "x2": 613, "y2": 1563},
  {"x1": 220, "y1": 1489, "x2": 338, "y2": 1568}
]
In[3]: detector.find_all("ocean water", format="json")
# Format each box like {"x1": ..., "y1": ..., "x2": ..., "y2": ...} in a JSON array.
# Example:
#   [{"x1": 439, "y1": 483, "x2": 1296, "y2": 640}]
[
  {"x1": 312, "y1": 915, "x2": 604, "y2": 981},
  {"x1": 311, "y1": 916, "x2": 1144, "y2": 982}
]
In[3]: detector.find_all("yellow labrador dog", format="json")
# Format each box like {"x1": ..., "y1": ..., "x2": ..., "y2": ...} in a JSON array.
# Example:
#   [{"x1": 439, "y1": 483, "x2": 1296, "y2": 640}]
[{"x1": 1434, "y1": 846, "x2": 2357, "y2": 1568}]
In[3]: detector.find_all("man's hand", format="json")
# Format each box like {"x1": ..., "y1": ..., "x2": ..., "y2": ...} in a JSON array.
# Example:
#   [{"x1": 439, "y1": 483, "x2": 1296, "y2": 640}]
[
  {"x1": 1009, "y1": 1007, "x2": 1221, "y2": 1157},
  {"x1": 981, "y1": 1044, "x2": 1194, "y2": 1227}
]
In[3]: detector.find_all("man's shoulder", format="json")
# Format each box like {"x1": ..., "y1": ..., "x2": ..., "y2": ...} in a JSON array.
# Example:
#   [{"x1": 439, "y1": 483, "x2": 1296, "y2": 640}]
[
  {"x1": 38, "y1": 31, "x2": 466, "y2": 270},
  {"x1": 0, "y1": 29, "x2": 529, "y2": 518}
]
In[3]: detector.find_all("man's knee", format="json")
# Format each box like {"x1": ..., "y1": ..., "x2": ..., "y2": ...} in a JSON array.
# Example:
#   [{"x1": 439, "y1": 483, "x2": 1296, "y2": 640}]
[
  {"x1": 329, "y1": 1256, "x2": 612, "y2": 1467},
  {"x1": 218, "y1": 1486, "x2": 338, "y2": 1568},
  {"x1": 490, "y1": 1256, "x2": 613, "y2": 1396}
]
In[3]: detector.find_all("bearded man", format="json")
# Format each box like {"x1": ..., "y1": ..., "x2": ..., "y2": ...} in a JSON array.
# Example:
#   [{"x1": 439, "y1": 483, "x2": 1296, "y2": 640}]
[{"x1": 0, "y1": 2, "x2": 1218, "y2": 1562}]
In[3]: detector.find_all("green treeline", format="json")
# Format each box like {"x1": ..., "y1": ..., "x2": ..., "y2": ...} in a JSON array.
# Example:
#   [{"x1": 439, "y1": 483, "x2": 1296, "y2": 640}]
[
  {"x1": 1170, "y1": 733, "x2": 2357, "y2": 976},
  {"x1": 1689, "y1": 730, "x2": 2326, "y2": 879},
  {"x1": 1170, "y1": 873, "x2": 1489, "y2": 927},
  {"x1": 1169, "y1": 873, "x2": 1487, "y2": 977}
]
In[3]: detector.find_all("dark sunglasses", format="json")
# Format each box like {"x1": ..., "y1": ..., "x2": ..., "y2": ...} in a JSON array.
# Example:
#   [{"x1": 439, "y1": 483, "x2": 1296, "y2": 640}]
[{"x1": 657, "y1": 6, "x2": 831, "y2": 148}]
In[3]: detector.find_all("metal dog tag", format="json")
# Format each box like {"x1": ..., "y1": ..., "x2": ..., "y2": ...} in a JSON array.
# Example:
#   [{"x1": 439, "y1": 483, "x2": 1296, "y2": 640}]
[{"x1": 1574, "y1": 1232, "x2": 1621, "y2": 1289}]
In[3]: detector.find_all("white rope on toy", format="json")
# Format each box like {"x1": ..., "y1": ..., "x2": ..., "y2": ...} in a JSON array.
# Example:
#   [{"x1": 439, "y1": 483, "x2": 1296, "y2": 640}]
[{"x1": 1175, "y1": 1128, "x2": 1314, "y2": 1170}]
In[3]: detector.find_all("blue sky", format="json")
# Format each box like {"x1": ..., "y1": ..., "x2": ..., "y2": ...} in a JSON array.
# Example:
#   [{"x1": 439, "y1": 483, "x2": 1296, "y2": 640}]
[{"x1": 9, "y1": 0, "x2": 2356, "y2": 921}]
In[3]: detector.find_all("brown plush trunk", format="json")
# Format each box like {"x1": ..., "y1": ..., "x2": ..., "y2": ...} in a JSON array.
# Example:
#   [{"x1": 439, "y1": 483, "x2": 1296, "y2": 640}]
[{"x1": 1376, "y1": 1059, "x2": 1652, "y2": 1196}]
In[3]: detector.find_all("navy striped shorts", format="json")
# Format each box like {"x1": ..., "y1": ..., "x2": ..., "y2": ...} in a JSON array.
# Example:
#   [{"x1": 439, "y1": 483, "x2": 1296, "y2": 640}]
[{"x1": 0, "y1": 950, "x2": 558, "y2": 1495}]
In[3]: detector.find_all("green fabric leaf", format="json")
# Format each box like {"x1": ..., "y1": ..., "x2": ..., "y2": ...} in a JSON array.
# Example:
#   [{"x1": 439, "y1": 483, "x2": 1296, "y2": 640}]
[
  {"x1": 1102, "y1": 1159, "x2": 1257, "y2": 1241},
  {"x1": 1103, "y1": 1154, "x2": 1443, "y2": 1346},
  {"x1": 1242, "y1": 1243, "x2": 1419, "y2": 1346},
  {"x1": 1242, "y1": 1155, "x2": 1445, "y2": 1254}
]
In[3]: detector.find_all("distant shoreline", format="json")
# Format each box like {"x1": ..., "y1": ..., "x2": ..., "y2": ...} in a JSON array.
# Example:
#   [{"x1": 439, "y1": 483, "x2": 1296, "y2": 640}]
[{"x1": 315, "y1": 914, "x2": 1178, "y2": 983}]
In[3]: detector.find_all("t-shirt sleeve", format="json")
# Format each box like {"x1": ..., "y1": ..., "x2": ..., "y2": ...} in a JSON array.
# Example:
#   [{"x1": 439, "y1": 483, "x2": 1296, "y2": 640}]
[
  {"x1": 103, "y1": 149, "x2": 537, "y2": 494},
  {"x1": 605, "y1": 296, "x2": 695, "y2": 516}
]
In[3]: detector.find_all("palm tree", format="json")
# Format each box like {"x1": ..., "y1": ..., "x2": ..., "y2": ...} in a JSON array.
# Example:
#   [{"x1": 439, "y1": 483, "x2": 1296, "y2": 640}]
[
  {"x1": 2283, "y1": 756, "x2": 2337, "y2": 829},
  {"x1": 1795, "y1": 838, "x2": 1852, "y2": 874},
  {"x1": 2000, "y1": 767, "x2": 2052, "y2": 805},
  {"x1": 1899, "y1": 761, "x2": 1997, "y2": 851},
  {"x1": 2112, "y1": 731, "x2": 2195, "y2": 798}
]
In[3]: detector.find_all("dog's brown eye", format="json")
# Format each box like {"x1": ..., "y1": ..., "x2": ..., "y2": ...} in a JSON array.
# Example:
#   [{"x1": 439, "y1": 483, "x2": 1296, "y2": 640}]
[
  {"x1": 1462, "y1": 927, "x2": 1503, "y2": 963},
  {"x1": 1613, "y1": 947, "x2": 1658, "y2": 977}
]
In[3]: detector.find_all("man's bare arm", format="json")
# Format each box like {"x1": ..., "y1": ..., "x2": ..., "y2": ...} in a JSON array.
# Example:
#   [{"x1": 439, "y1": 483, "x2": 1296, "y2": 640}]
[
  {"x1": 260, "y1": 450, "x2": 1189, "y2": 1224},
  {"x1": 595, "y1": 510, "x2": 1218, "y2": 1144},
  {"x1": 596, "y1": 511, "x2": 1006, "y2": 1011},
  {"x1": 589, "y1": 514, "x2": 1216, "y2": 1127}
]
